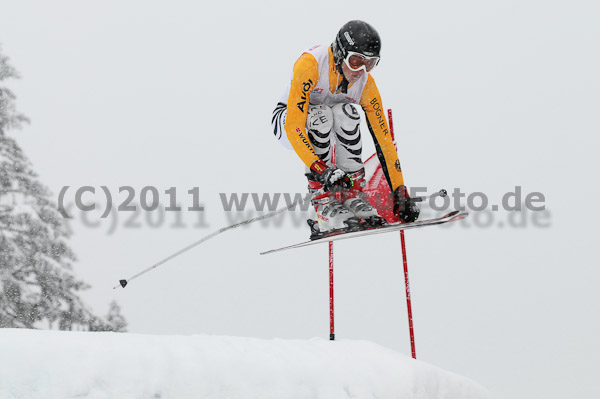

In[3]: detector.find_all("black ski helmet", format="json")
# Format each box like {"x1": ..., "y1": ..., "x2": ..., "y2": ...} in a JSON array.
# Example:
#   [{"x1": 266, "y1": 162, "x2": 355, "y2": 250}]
[{"x1": 332, "y1": 20, "x2": 381, "y2": 69}]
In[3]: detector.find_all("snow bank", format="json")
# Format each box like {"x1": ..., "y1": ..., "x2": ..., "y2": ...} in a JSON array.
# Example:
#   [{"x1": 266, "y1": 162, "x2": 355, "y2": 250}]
[{"x1": 0, "y1": 329, "x2": 489, "y2": 399}]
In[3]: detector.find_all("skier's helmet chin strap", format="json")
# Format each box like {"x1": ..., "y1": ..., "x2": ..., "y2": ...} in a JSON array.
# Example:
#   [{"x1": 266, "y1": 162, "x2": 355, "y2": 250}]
[{"x1": 332, "y1": 38, "x2": 350, "y2": 94}]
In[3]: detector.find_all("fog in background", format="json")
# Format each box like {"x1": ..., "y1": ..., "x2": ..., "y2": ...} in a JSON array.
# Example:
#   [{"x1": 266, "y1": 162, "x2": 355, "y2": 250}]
[{"x1": 1, "y1": 1, "x2": 599, "y2": 398}]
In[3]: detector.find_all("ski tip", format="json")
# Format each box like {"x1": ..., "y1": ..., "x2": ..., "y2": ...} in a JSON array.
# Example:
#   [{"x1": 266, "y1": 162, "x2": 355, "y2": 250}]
[
  {"x1": 119, "y1": 279, "x2": 128, "y2": 288},
  {"x1": 454, "y1": 212, "x2": 469, "y2": 220}
]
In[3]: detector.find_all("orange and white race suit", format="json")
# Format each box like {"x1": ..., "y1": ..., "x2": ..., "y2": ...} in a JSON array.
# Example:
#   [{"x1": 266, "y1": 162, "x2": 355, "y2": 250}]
[{"x1": 272, "y1": 44, "x2": 405, "y2": 191}]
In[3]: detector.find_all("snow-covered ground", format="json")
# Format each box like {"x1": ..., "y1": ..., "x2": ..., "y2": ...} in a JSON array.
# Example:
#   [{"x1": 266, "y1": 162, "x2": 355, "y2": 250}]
[{"x1": 0, "y1": 329, "x2": 489, "y2": 399}]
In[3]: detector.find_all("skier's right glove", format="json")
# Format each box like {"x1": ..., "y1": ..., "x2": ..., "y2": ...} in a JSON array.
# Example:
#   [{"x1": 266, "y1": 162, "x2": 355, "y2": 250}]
[
  {"x1": 393, "y1": 185, "x2": 421, "y2": 223},
  {"x1": 310, "y1": 159, "x2": 353, "y2": 191}
]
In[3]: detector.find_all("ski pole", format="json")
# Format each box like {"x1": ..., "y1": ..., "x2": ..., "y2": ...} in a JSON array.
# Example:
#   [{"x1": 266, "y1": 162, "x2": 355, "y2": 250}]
[
  {"x1": 113, "y1": 197, "x2": 307, "y2": 289},
  {"x1": 410, "y1": 190, "x2": 447, "y2": 204}
]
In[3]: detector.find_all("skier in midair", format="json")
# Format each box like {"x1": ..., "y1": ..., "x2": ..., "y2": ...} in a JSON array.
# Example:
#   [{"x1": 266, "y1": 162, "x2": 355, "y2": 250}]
[{"x1": 272, "y1": 20, "x2": 420, "y2": 237}]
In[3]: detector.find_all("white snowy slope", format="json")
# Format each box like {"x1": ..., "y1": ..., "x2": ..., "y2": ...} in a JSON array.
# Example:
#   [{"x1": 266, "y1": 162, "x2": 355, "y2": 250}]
[{"x1": 0, "y1": 329, "x2": 489, "y2": 399}]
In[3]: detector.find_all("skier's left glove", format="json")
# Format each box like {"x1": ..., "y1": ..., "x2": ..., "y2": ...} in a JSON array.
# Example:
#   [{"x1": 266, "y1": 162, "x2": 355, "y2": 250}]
[
  {"x1": 310, "y1": 160, "x2": 353, "y2": 191},
  {"x1": 393, "y1": 185, "x2": 420, "y2": 223}
]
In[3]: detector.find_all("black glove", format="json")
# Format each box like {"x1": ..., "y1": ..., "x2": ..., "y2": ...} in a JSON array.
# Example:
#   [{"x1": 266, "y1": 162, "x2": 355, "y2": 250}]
[
  {"x1": 393, "y1": 185, "x2": 420, "y2": 223},
  {"x1": 310, "y1": 160, "x2": 353, "y2": 191}
]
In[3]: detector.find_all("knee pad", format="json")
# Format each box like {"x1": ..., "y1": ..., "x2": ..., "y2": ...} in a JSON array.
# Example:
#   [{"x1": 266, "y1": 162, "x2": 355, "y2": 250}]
[
  {"x1": 307, "y1": 105, "x2": 334, "y2": 135},
  {"x1": 331, "y1": 103, "x2": 361, "y2": 132}
]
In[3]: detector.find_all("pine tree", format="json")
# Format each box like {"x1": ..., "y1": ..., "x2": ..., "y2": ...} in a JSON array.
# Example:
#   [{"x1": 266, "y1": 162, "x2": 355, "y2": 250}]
[
  {"x1": 0, "y1": 45, "x2": 126, "y2": 331},
  {"x1": 90, "y1": 301, "x2": 128, "y2": 332}
]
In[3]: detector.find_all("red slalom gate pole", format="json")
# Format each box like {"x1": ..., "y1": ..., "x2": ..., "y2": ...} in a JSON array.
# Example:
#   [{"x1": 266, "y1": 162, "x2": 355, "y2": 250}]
[
  {"x1": 329, "y1": 241, "x2": 335, "y2": 340},
  {"x1": 400, "y1": 231, "x2": 416, "y2": 358},
  {"x1": 388, "y1": 108, "x2": 417, "y2": 359},
  {"x1": 329, "y1": 143, "x2": 337, "y2": 341}
]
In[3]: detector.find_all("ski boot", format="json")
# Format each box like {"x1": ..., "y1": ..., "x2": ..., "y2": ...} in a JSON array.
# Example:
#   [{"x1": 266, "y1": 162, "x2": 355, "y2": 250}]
[
  {"x1": 306, "y1": 174, "x2": 360, "y2": 240},
  {"x1": 341, "y1": 169, "x2": 387, "y2": 229}
]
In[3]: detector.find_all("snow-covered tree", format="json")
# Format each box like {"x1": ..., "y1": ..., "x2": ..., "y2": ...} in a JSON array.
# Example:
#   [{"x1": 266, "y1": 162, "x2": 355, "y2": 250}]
[
  {"x1": 90, "y1": 301, "x2": 128, "y2": 332},
  {"x1": 0, "y1": 45, "x2": 126, "y2": 331}
]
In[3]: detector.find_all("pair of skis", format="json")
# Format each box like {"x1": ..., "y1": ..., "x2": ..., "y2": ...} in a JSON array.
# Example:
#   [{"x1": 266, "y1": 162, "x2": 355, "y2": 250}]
[{"x1": 260, "y1": 210, "x2": 468, "y2": 255}]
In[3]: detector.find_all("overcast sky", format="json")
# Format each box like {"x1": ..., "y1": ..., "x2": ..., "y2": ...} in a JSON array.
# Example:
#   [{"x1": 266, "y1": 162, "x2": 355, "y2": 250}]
[{"x1": 1, "y1": 1, "x2": 599, "y2": 398}]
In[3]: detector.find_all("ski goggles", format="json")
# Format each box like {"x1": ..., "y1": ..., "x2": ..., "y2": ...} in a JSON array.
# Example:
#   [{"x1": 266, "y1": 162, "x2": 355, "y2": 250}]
[{"x1": 343, "y1": 51, "x2": 380, "y2": 72}]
